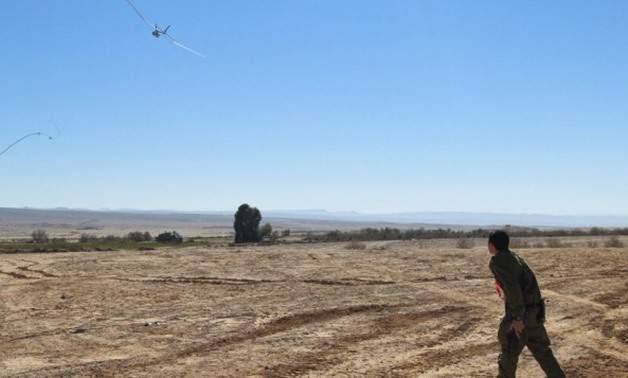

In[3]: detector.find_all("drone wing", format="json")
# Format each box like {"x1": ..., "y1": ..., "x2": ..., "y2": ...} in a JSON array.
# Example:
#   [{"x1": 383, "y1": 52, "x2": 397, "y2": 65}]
[
  {"x1": 163, "y1": 33, "x2": 205, "y2": 57},
  {"x1": 1, "y1": 132, "x2": 50, "y2": 157},
  {"x1": 125, "y1": 0, "x2": 155, "y2": 28}
]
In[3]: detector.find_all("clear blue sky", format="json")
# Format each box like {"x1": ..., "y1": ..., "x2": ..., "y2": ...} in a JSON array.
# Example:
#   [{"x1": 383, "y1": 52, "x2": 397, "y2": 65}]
[{"x1": 2, "y1": 1, "x2": 627, "y2": 215}]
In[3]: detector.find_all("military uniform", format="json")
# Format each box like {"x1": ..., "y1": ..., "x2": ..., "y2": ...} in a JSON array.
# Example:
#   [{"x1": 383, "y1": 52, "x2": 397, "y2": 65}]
[{"x1": 490, "y1": 249, "x2": 565, "y2": 378}]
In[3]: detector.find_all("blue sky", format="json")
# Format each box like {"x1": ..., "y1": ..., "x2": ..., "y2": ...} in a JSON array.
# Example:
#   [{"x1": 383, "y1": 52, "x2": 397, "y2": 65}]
[{"x1": 2, "y1": 1, "x2": 627, "y2": 215}]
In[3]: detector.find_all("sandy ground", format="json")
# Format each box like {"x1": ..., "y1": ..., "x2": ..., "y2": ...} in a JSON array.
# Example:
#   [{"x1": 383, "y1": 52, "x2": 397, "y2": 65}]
[{"x1": 1, "y1": 242, "x2": 626, "y2": 377}]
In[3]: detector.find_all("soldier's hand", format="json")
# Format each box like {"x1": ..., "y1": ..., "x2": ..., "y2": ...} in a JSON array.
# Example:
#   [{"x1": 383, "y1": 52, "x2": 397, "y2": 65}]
[{"x1": 511, "y1": 319, "x2": 525, "y2": 339}]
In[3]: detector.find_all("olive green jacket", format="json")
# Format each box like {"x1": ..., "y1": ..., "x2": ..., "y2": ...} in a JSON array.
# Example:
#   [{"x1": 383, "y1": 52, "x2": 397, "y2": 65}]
[{"x1": 490, "y1": 249, "x2": 542, "y2": 320}]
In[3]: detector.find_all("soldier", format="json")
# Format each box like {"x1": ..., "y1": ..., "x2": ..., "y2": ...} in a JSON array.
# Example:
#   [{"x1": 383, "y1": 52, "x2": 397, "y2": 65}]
[{"x1": 488, "y1": 230, "x2": 566, "y2": 378}]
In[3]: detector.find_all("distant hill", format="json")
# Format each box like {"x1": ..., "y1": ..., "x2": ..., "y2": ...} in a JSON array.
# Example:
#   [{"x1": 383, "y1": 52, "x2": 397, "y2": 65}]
[
  {"x1": 2, "y1": 207, "x2": 627, "y2": 239},
  {"x1": 0, "y1": 207, "x2": 460, "y2": 240},
  {"x1": 258, "y1": 209, "x2": 628, "y2": 228}
]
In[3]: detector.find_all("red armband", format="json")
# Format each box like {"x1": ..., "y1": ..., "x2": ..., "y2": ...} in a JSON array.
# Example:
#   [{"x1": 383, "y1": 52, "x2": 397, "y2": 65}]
[{"x1": 495, "y1": 282, "x2": 503, "y2": 297}]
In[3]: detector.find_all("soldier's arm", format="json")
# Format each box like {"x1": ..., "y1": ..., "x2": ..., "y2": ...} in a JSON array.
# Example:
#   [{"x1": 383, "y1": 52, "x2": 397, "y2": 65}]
[{"x1": 491, "y1": 260, "x2": 525, "y2": 319}]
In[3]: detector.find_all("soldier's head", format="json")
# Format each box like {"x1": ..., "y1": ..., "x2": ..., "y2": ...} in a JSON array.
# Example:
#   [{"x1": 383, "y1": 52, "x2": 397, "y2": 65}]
[{"x1": 488, "y1": 230, "x2": 509, "y2": 254}]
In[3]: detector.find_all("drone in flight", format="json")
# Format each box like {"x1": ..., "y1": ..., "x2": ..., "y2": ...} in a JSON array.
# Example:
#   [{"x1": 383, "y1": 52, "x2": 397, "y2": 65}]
[
  {"x1": 1, "y1": 132, "x2": 53, "y2": 157},
  {"x1": 125, "y1": 0, "x2": 204, "y2": 57}
]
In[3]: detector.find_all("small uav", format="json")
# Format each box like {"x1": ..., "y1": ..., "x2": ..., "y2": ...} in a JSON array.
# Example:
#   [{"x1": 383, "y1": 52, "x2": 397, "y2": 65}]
[{"x1": 125, "y1": 0, "x2": 204, "y2": 57}]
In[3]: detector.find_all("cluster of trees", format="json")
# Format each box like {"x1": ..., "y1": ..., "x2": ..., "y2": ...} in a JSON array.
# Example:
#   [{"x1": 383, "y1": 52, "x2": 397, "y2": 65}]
[
  {"x1": 30, "y1": 230, "x2": 185, "y2": 244},
  {"x1": 31, "y1": 229, "x2": 50, "y2": 243},
  {"x1": 505, "y1": 227, "x2": 628, "y2": 238},
  {"x1": 305, "y1": 226, "x2": 628, "y2": 243},
  {"x1": 31, "y1": 201, "x2": 281, "y2": 246},
  {"x1": 305, "y1": 227, "x2": 475, "y2": 242},
  {"x1": 33, "y1": 230, "x2": 177, "y2": 244},
  {"x1": 233, "y1": 203, "x2": 276, "y2": 243},
  {"x1": 79, "y1": 231, "x2": 153, "y2": 243},
  {"x1": 31, "y1": 203, "x2": 626, "y2": 247},
  {"x1": 155, "y1": 231, "x2": 183, "y2": 243}
]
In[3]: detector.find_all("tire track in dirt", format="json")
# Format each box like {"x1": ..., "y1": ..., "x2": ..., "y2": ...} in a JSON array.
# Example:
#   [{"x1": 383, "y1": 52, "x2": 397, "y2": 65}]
[
  {"x1": 0, "y1": 269, "x2": 31, "y2": 279},
  {"x1": 10, "y1": 305, "x2": 394, "y2": 377},
  {"x1": 259, "y1": 304, "x2": 476, "y2": 377},
  {"x1": 3, "y1": 328, "x2": 70, "y2": 343},
  {"x1": 0, "y1": 269, "x2": 56, "y2": 279},
  {"x1": 370, "y1": 340, "x2": 499, "y2": 377},
  {"x1": 370, "y1": 311, "x2": 491, "y2": 375},
  {"x1": 592, "y1": 283, "x2": 628, "y2": 309},
  {"x1": 0, "y1": 260, "x2": 29, "y2": 279},
  {"x1": 417, "y1": 280, "x2": 498, "y2": 312},
  {"x1": 107, "y1": 276, "x2": 396, "y2": 287},
  {"x1": 50, "y1": 303, "x2": 429, "y2": 376},
  {"x1": 302, "y1": 278, "x2": 395, "y2": 286},
  {"x1": 542, "y1": 287, "x2": 628, "y2": 374},
  {"x1": 16, "y1": 266, "x2": 57, "y2": 278},
  {"x1": 302, "y1": 276, "x2": 494, "y2": 377},
  {"x1": 174, "y1": 303, "x2": 394, "y2": 359},
  {"x1": 4, "y1": 357, "x2": 137, "y2": 378},
  {"x1": 563, "y1": 346, "x2": 628, "y2": 378},
  {"x1": 543, "y1": 289, "x2": 609, "y2": 312},
  {"x1": 3, "y1": 246, "x2": 624, "y2": 377},
  {"x1": 113, "y1": 276, "x2": 282, "y2": 285},
  {"x1": 0, "y1": 259, "x2": 57, "y2": 279}
]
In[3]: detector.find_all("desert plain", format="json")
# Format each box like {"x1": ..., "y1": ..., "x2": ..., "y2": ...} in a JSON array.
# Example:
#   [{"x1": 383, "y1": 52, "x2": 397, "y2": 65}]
[
  {"x1": 1, "y1": 234, "x2": 627, "y2": 377},
  {"x1": 1, "y1": 209, "x2": 627, "y2": 377}
]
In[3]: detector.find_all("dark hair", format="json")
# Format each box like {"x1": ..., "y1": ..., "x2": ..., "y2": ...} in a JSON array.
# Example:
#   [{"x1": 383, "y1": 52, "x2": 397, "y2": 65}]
[{"x1": 489, "y1": 230, "x2": 509, "y2": 251}]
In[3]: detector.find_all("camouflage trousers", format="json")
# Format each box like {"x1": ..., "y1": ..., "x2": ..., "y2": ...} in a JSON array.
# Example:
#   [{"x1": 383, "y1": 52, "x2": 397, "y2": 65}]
[{"x1": 497, "y1": 312, "x2": 565, "y2": 378}]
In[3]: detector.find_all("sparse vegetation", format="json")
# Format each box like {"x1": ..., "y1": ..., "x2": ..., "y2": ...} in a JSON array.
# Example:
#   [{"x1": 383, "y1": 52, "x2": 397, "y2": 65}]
[
  {"x1": 0, "y1": 240, "x2": 177, "y2": 253},
  {"x1": 80, "y1": 233, "x2": 99, "y2": 243},
  {"x1": 305, "y1": 226, "x2": 628, "y2": 244},
  {"x1": 345, "y1": 240, "x2": 367, "y2": 250},
  {"x1": 156, "y1": 231, "x2": 183, "y2": 244},
  {"x1": 259, "y1": 223, "x2": 273, "y2": 242},
  {"x1": 509, "y1": 238, "x2": 531, "y2": 249},
  {"x1": 31, "y1": 229, "x2": 49, "y2": 243},
  {"x1": 1, "y1": 241, "x2": 624, "y2": 376},
  {"x1": 271, "y1": 231, "x2": 280, "y2": 244},
  {"x1": 0, "y1": 229, "x2": 193, "y2": 253},
  {"x1": 545, "y1": 238, "x2": 563, "y2": 248},
  {"x1": 127, "y1": 231, "x2": 152, "y2": 242},
  {"x1": 456, "y1": 238, "x2": 474, "y2": 249},
  {"x1": 604, "y1": 236, "x2": 624, "y2": 248},
  {"x1": 3, "y1": 225, "x2": 626, "y2": 254}
]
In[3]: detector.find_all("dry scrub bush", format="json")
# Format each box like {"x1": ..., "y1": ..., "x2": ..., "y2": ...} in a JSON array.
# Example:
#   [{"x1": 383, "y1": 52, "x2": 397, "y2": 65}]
[
  {"x1": 346, "y1": 241, "x2": 367, "y2": 250},
  {"x1": 31, "y1": 229, "x2": 49, "y2": 243},
  {"x1": 510, "y1": 238, "x2": 531, "y2": 249},
  {"x1": 456, "y1": 238, "x2": 474, "y2": 249},
  {"x1": 604, "y1": 236, "x2": 624, "y2": 248},
  {"x1": 545, "y1": 238, "x2": 563, "y2": 248},
  {"x1": 544, "y1": 238, "x2": 573, "y2": 248},
  {"x1": 80, "y1": 233, "x2": 98, "y2": 243}
]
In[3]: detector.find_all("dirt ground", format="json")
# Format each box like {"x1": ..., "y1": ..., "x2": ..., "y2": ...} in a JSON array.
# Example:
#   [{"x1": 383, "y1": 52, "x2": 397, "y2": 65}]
[{"x1": 1, "y1": 241, "x2": 626, "y2": 377}]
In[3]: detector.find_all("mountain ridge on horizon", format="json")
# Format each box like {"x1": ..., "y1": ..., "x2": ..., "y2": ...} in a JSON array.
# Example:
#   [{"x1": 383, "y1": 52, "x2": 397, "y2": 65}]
[{"x1": 3, "y1": 206, "x2": 628, "y2": 228}]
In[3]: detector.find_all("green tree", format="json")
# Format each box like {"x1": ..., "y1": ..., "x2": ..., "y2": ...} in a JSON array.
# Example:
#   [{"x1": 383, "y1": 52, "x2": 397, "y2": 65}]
[
  {"x1": 271, "y1": 231, "x2": 280, "y2": 244},
  {"x1": 234, "y1": 204, "x2": 262, "y2": 243},
  {"x1": 259, "y1": 223, "x2": 273, "y2": 240},
  {"x1": 156, "y1": 231, "x2": 183, "y2": 243},
  {"x1": 127, "y1": 231, "x2": 152, "y2": 242},
  {"x1": 31, "y1": 229, "x2": 49, "y2": 243}
]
